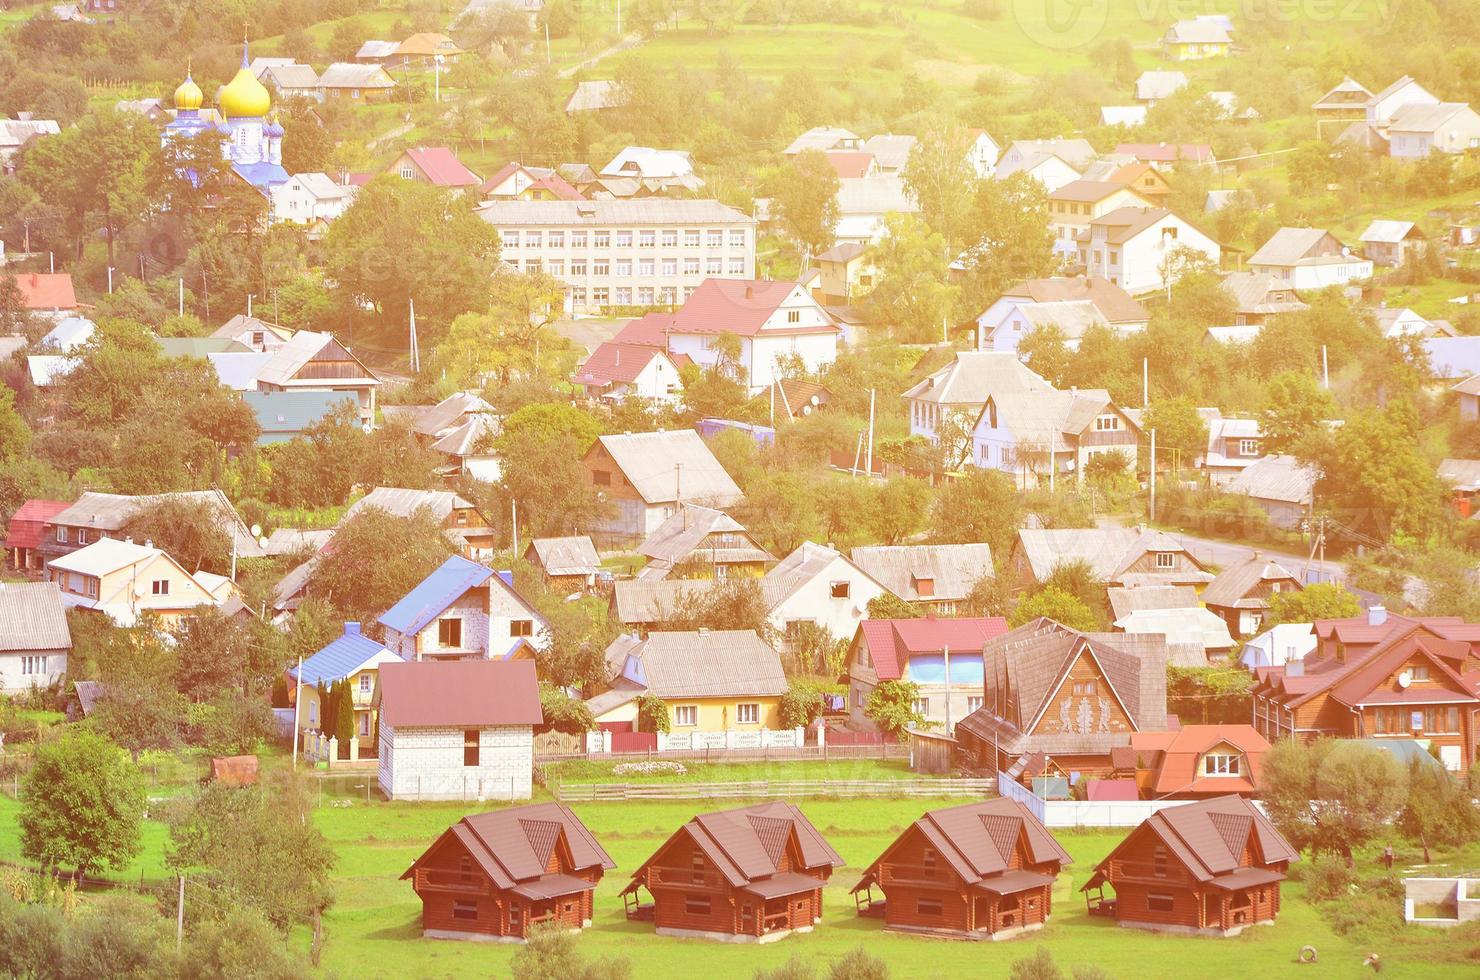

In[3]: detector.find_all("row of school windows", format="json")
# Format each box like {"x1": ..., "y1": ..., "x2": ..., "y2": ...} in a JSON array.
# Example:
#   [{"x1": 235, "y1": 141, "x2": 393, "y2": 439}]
[
  {"x1": 522, "y1": 256, "x2": 747, "y2": 277},
  {"x1": 502, "y1": 228, "x2": 748, "y2": 250}
]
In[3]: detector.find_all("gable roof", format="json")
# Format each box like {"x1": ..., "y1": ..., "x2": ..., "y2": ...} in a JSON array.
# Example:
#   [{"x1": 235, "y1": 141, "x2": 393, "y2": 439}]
[
  {"x1": 377, "y1": 659, "x2": 542, "y2": 728},
  {"x1": 403, "y1": 802, "x2": 615, "y2": 892},
  {"x1": 637, "y1": 505, "x2": 770, "y2": 573},
  {"x1": 784, "y1": 126, "x2": 860, "y2": 154},
  {"x1": 613, "y1": 311, "x2": 677, "y2": 347},
  {"x1": 1135, "y1": 71, "x2": 1188, "y2": 101},
  {"x1": 378, "y1": 554, "x2": 535, "y2": 638},
  {"x1": 1226, "y1": 454, "x2": 1315, "y2": 505},
  {"x1": 4, "y1": 500, "x2": 70, "y2": 552},
  {"x1": 669, "y1": 279, "x2": 835, "y2": 337},
  {"x1": 1361, "y1": 219, "x2": 1423, "y2": 244},
  {"x1": 1218, "y1": 272, "x2": 1307, "y2": 317},
  {"x1": 1200, "y1": 554, "x2": 1301, "y2": 609},
  {"x1": 1248, "y1": 227, "x2": 1341, "y2": 267},
  {"x1": 1387, "y1": 102, "x2": 1476, "y2": 134},
  {"x1": 12, "y1": 273, "x2": 77, "y2": 310},
  {"x1": 860, "y1": 133, "x2": 918, "y2": 170},
  {"x1": 48, "y1": 536, "x2": 168, "y2": 577},
  {"x1": 1107, "y1": 584, "x2": 1200, "y2": 621},
  {"x1": 528, "y1": 536, "x2": 600, "y2": 576},
  {"x1": 1086, "y1": 207, "x2": 1180, "y2": 245},
  {"x1": 346, "y1": 487, "x2": 475, "y2": 523},
  {"x1": 47, "y1": 490, "x2": 264, "y2": 558},
  {"x1": 38, "y1": 316, "x2": 94, "y2": 351},
  {"x1": 317, "y1": 62, "x2": 395, "y2": 89},
  {"x1": 288, "y1": 624, "x2": 401, "y2": 685},
  {"x1": 574, "y1": 342, "x2": 672, "y2": 387},
  {"x1": 0, "y1": 582, "x2": 71, "y2": 652},
  {"x1": 1130, "y1": 725, "x2": 1271, "y2": 795},
  {"x1": 243, "y1": 390, "x2": 356, "y2": 441},
  {"x1": 592, "y1": 431, "x2": 743, "y2": 506},
  {"x1": 627, "y1": 802, "x2": 844, "y2": 894},
  {"x1": 256, "y1": 331, "x2": 380, "y2": 388},
  {"x1": 1439, "y1": 458, "x2": 1480, "y2": 493},
  {"x1": 413, "y1": 391, "x2": 495, "y2": 438},
  {"x1": 612, "y1": 578, "x2": 712, "y2": 624},
  {"x1": 1313, "y1": 76, "x2": 1373, "y2": 109},
  {"x1": 211, "y1": 314, "x2": 293, "y2": 343},
  {"x1": 761, "y1": 541, "x2": 887, "y2": 609},
  {"x1": 1164, "y1": 18, "x2": 1231, "y2": 43},
  {"x1": 608, "y1": 629, "x2": 787, "y2": 699},
  {"x1": 398, "y1": 147, "x2": 481, "y2": 187},
  {"x1": 902, "y1": 351, "x2": 1053, "y2": 406},
  {"x1": 856, "y1": 798, "x2": 1069, "y2": 894},
  {"x1": 850, "y1": 544, "x2": 994, "y2": 603},
  {"x1": 600, "y1": 146, "x2": 693, "y2": 179},
  {"x1": 1050, "y1": 179, "x2": 1141, "y2": 204},
  {"x1": 855, "y1": 616, "x2": 1010, "y2": 682},
  {"x1": 1001, "y1": 276, "x2": 1149, "y2": 325},
  {"x1": 566, "y1": 79, "x2": 621, "y2": 113}
]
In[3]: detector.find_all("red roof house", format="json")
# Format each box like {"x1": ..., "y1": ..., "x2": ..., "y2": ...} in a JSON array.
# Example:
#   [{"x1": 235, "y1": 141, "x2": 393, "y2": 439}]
[
  {"x1": 1082, "y1": 795, "x2": 1300, "y2": 934},
  {"x1": 374, "y1": 659, "x2": 542, "y2": 801},
  {"x1": 572, "y1": 342, "x2": 692, "y2": 401},
  {"x1": 401, "y1": 802, "x2": 616, "y2": 941},
  {"x1": 666, "y1": 280, "x2": 842, "y2": 393},
  {"x1": 388, "y1": 147, "x2": 482, "y2": 191},
  {"x1": 1126, "y1": 725, "x2": 1270, "y2": 798},
  {"x1": 612, "y1": 311, "x2": 677, "y2": 348},
  {"x1": 619, "y1": 802, "x2": 844, "y2": 942},
  {"x1": 847, "y1": 615, "x2": 1009, "y2": 734},
  {"x1": 5, "y1": 499, "x2": 70, "y2": 571},
  {"x1": 13, "y1": 273, "x2": 77, "y2": 312},
  {"x1": 852, "y1": 798, "x2": 1071, "y2": 940},
  {"x1": 1251, "y1": 607, "x2": 1480, "y2": 772},
  {"x1": 824, "y1": 151, "x2": 877, "y2": 179}
]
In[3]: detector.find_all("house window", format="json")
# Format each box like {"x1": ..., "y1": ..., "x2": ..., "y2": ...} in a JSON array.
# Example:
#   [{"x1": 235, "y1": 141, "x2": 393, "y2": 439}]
[
  {"x1": 593, "y1": 231, "x2": 611, "y2": 248},
  {"x1": 967, "y1": 696, "x2": 984, "y2": 713},
  {"x1": 684, "y1": 230, "x2": 701, "y2": 247},
  {"x1": 359, "y1": 674, "x2": 372, "y2": 694},
  {"x1": 730, "y1": 229, "x2": 746, "y2": 248},
  {"x1": 615, "y1": 230, "x2": 633, "y2": 248},
  {"x1": 77, "y1": 529, "x2": 90, "y2": 545},
  {"x1": 615, "y1": 259, "x2": 632, "y2": 277},
  {"x1": 922, "y1": 847, "x2": 937, "y2": 870},
  {"x1": 593, "y1": 260, "x2": 610, "y2": 276},
  {"x1": 1072, "y1": 679, "x2": 1098, "y2": 696},
  {"x1": 511, "y1": 620, "x2": 534, "y2": 637},
  {"x1": 736, "y1": 703, "x2": 759, "y2": 724},
  {"x1": 86, "y1": 577, "x2": 98, "y2": 598},
  {"x1": 571, "y1": 231, "x2": 588, "y2": 248},
  {"x1": 527, "y1": 231, "x2": 542, "y2": 248},
  {"x1": 509, "y1": 906, "x2": 521, "y2": 928},
  {"x1": 1238, "y1": 439, "x2": 1259, "y2": 457},
  {"x1": 673, "y1": 705, "x2": 698, "y2": 727},
  {"x1": 639, "y1": 230, "x2": 655, "y2": 247},
  {"x1": 463, "y1": 730, "x2": 480, "y2": 766},
  {"x1": 1155, "y1": 552, "x2": 1176, "y2": 569},
  {"x1": 1095, "y1": 415, "x2": 1119, "y2": 431},
  {"x1": 593, "y1": 470, "x2": 611, "y2": 486},
  {"x1": 439, "y1": 618, "x2": 463, "y2": 648},
  {"x1": 548, "y1": 231, "x2": 564, "y2": 248},
  {"x1": 683, "y1": 257, "x2": 701, "y2": 275},
  {"x1": 1147, "y1": 893, "x2": 1175, "y2": 912},
  {"x1": 1204, "y1": 753, "x2": 1241, "y2": 776},
  {"x1": 830, "y1": 581, "x2": 851, "y2": 599},
  {"x1": 151, "y1": 579, "x2": 170, "y2": 596},
  {"x1": 706, "y1": 230, "x2": 723, "y2": 247},
  {"x1": 913, "y1": 697, "x2": 930, "y2": 716},
  {"x1": 1152, "y1": 846, "x2": 1168, "y2": 877},
  {"x1": 684, "y1": 895, "x2": 711, "y2": 915},
  {"x1": 452, "y1": 900, "x2": 478, "y2": 920},
  {"x1": 787, "y1": 310, "x2": 801, "y2": 323},
  {"x1": 358, "y1": 713, "x2": 370, "y2": 737},
  {"x1": 705, "y1": 257, "x2": 722, "y2": 275},
  {"x1": 916, "y1": 899, "x2": 943, "y2": 916},
  {"x1": 400, "y1": 166, "x2": 414, "y2": 179},
  {"x1": 1410, "y1": 665, "x2": 1430, "y2": 681},
  {"x1": 55, "y1": 526, "x2": 68, "y2": 544},
  {"x1": 570, "y1": 260, "x2": 588, "y2": 276},
  {"x1": 661, "y1": 229, "x2": 678, "y2": 247},
  {"x1": 727, "y1": 258, "x2": 746, "y2": 275},
  {"x1": 21, "y1": 656, "x2": 44, "y2": 675}
]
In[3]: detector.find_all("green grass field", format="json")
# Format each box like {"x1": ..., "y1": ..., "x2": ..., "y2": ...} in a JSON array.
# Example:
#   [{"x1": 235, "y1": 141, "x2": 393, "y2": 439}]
[{"x1": 542, "y1": 757, "x2": 917, "y2": 784}]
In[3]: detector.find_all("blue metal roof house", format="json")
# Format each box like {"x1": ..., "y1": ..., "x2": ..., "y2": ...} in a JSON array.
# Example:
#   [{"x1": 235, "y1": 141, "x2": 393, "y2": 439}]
[
  {"x1": 286, "y1": 622, "x2": 402, "y2": 736},
  {"x1": 377, "y1": 555, "x2": 551, "y2": 661},
  {"x1": 243, "y1": 390, "x2": 358, "y2": 444}
]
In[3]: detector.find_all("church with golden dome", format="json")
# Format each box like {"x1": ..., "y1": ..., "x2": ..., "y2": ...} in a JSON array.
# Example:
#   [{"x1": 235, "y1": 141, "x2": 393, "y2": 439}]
[{"x1": 164, "y1": 40, "x2": 288, "y2": 194}]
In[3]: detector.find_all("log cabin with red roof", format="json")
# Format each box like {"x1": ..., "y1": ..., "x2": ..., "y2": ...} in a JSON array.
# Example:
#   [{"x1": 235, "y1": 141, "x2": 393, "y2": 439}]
[
  {"x1": 619, "y1": 802, "x2": 844, "y2": 943},
  {"x1": 1250, "y1": 606, "x2": 1480, "y2": 772},
  {"x1": 401, "y1": 802, "x2": 616, "y2": 942},
  {"x1": 1082, "y1": 795, "x2": 1299, "y2": 936},
  {"x1": 851, "y1": 799, "x2": 1071, "y2": 941}
]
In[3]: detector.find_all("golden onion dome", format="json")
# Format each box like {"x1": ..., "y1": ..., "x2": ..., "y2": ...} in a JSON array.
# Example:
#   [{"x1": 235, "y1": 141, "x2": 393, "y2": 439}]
[
  {"x1": 219, "y1": 42, "x2": 271, "y2": 118},
  {"x1": 174, "y1": 71, "x2": 204, "y2": 111}
]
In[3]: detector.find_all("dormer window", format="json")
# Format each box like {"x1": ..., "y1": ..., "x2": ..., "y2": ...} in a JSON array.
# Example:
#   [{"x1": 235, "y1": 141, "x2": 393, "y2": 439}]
[
  {"x1": 1155, "y1": 552, "x2": 1176, "y2": 569},
  {"x1": 1204, "y1": 753, "x2": 1241, "y2": 776},
  {"x1": 1095, "y1": 415, "x2": 1119, "y2": 431}
]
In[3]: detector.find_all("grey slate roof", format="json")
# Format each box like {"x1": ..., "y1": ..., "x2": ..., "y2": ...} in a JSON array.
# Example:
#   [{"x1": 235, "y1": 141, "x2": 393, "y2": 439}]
[
  {"x1": 613, "y1": 579, "x2": 712, "y2": 624},
  {"x1": 1200, "y1": 554, "x2": 1301, "y2": 610},
  {"x1": 604, "y1": 629, "x2": 787, "y2": 699},
  {"x1": 1107, "y1": 584, "x2": 1200, "y2": 620},
  {"x1": 850, "y1": 544, "x2": 993, "y2": 603},
  {"x1": 528, "y1": 536, "x2": 600, "y2": 576},
  {"x1": 902, "y1": 351, "x2": 1053, "y2": 407},
  {"x1": 1226, "y1": 454, "x2": 1315, "y2": 505},
  {"x1": 48, "y1": 490, "x2": 264, "y2": 558},
  {"x1": 345, "y1": 487, "x2": 474, "y2": 522},
  {"x1": 0, "y1": 582, "x2": 71, "y2": 651},
  {"x1": 1248, "y1": 227, "x2": 1337, "y2": 268},
  {"x1": 478, "y1": 199, "x2": 751, "y2": 227},
  {"x1": 594, "y1": 430, "x2": 743, "y2": 507},
  {"x1": 637, "y1": 505, "x2": 771, "y2": 575}
]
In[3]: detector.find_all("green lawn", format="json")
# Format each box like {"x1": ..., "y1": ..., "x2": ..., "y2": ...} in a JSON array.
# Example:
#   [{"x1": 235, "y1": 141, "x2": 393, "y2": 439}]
[{"x1": 543, "y1": 757, "x2": 917, "y2": 785}]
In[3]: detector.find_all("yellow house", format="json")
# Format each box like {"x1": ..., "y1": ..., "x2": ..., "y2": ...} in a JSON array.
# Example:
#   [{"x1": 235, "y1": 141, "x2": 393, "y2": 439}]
[
  {"x1": 1046, "y1": 180, "x2": 1154, "y2": 246},
  {"x1": 288, "y1": 622, "x2": 403, "y2": 751},
  {"x1": 813, "y1": 242, "x2": 878, "y2": 306},
  {"x1": 47, "y1": 537, "x2": 230, "y2": 628},
  {"x1": 585, "y1": 629, "x2": 788, "y2": 736},
  {"x1": 1162, "y1": 19, "x2": 1231, "y2": 60}
]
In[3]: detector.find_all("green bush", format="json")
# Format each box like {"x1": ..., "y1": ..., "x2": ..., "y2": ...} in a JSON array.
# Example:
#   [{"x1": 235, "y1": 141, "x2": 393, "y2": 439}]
[{"x1": 1303, "y1": 854, "x2": 1355, "y2": 902}]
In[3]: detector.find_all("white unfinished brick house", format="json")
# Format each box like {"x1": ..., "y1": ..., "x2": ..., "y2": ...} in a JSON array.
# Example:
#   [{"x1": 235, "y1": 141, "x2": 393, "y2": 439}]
[{"x1": 375, "y1": 659, "x2": 542, "y2": 801}]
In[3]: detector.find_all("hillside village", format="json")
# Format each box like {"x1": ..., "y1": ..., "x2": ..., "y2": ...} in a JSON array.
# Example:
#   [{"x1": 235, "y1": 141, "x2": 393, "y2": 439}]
[{"x1": 3, "y1": 1, "x2": 1480, "y2": 977}]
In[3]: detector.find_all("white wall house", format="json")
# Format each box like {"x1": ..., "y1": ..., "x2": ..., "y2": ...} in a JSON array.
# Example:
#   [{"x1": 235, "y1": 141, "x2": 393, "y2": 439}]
[
  {"x1": 1078, "y1": 207, "x2": 1221, "y2": 295},
  {"x1": 665, "y1": 280, "x2": 841, "y2": 393},
  {"x1": 1248, "y1": 227, "x2": 1373, "y2": 290},
  {"x1": 764, "y1": 543, "x2": 890, "y2": 646},
  {"x1": 1387, "y1": 103, "x2": 1480, "y2": 158},
  {"x1": 270, "y1": 173, "x2": 358, "y2": 234},
  {"x1": 375, "y1": 660, "x2": 539, "y2": 802},
  {"x1": 0, "y1": 583, "x2": 71, "y2": 695},
  {"x1": 377, "y1": 556, "x2": 551, "y2": 662},
  {"x1": 966, "y1": 129, "x2": 1001, "y2": 177},
  {"x1": 1366, "y1": 76, "x2": 1439, "y2": 128}
]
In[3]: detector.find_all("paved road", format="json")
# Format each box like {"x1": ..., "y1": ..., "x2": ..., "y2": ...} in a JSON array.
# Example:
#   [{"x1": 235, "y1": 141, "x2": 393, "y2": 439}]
[{"x1": 1159, "y1": 529, "x2": 1347, "y2": 584}]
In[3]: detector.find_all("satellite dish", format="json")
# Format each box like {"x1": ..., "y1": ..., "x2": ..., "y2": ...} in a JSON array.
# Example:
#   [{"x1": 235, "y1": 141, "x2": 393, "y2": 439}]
[
  {"x1": 1397, "y1": 670, "x2": 1412, "y2": 689},
  {"x1": 801, "y1": 404, "x2": 813, "y2": 416},
  {"x1": 250, "y1": 524, "x2": 262, "y2": 538},
  {"x1": 809, "y1": 395, "x2": 821, "y2": 407}
]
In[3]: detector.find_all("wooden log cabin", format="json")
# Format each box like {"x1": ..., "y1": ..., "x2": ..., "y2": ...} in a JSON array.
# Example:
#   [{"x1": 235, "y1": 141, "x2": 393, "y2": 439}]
[
  {"x1": 1081, "y1": 795, "x2": 1299, "y2": 936},
  {"x1": 852, "y1": 799, "x2": 1071, "y2": 941},
  {"x1": 619, "y1": 802, "x2": 844, "y2": 943},
  {"x1": 401, "y1": 802, "x2": 616, "y2": 942}
]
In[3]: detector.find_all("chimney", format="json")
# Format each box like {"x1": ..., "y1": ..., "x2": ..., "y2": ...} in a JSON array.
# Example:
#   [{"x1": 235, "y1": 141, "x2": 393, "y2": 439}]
[
  {"x1": 744, "y1": 285, "x2": 754, "y2": 300},
  {"x1": 698, "y1": 626, "x2": 710, "y2": 637},
  {"x1": 1368, "y1": 605, "x2": 1387, "y2": 626},
  {"x1": 1285, "y1": 652, "x2": 1304, "y2": 677},
  {"x1": 344, "y1": 622, "x2": 361, "y2": 635},
  {"x1": 144, "y1": 539, "x2": 153, "y2": 549},
  {"x1": 124, "y1": 536, "x2": 133, "y2": 544}
]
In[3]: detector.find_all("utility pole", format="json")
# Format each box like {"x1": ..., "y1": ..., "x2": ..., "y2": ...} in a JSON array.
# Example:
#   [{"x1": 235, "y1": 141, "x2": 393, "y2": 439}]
[
  {"x1": 865, "y1": 388, "x2": 876, "y2": 476},
  {"x1": 408, "y1": 298, "x2": 420, "y2": 373},
  {"x1": 1142, "y1": 357, "x2": 1149, "y2": 408},
  {"x1": 247, "y1": 293, "x2": 254, "y2": 318},
  {"x1": 107, "y1": 266, "x2": 113, "y2": 294},
  {"x1": 1322, "y1": 344, "x2": 1329, "y2": 389},
  {"x1": 1149, "y1": 428, "x2": 1157, "y2": 523},
  {"x1": 178, "y1": 278, "x2": 184, "y2": 317},
  {"x1": 176, "y1": 875, "x2": 185, "y2": 950},
  {"x1": 291, "y1": 656, "x2": 303, "y2": 767},
  {"x1": 510, "y1": 499, "x2": 518, "y2": 558},
  {"x1": 943, "y1": 645, "x2": 952, "y2": 735}
]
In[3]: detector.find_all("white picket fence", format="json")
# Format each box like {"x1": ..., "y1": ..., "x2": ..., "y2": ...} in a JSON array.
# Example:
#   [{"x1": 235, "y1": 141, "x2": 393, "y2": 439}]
[{"x1": 997, "y1": 771, "x2": 1269, "y2": 827}]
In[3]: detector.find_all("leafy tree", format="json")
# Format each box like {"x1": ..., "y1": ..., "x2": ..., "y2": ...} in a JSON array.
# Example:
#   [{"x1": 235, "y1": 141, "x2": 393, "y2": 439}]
[
  {"x1": 306, "y1": 506, "x2": 455, "y2": 624},
  {"x1": 265, "y1": 404, "x2": 366, "y2": 508},
  {"x1": 1009, "y1": 586, "x2": 1098, "y2": 631},
  {"x1": 1140, "y1": 396, "x2": 1208, "y2": 473},
  {"x1": 0, "y1": 273, "x2": 37, "y2": 344},
  {"x1": 334, "y1": 678, "x2": 355, "y2": 750},
  {"x1": 928, "y1": 468, "x2": 1024, "y2": 559},
  {"x1": 512, "y1": 922, "x2": 632, "y2": 980},
  {"x1": 1258, "y1": 371, "x2": 1336, "y2": 454},
  {"x1": 0, "y1": 386, "x2": 32, "y2": 465},
  {"x1": 20, "y1": 731, "x2": 144, "y2": 875},
  {"x1": 1018, "y1": 323, "x2": 1071, "y2": 386},
  {"x1": 323, "y1": 176, "x2": 501, "y2": 344},
  {"x1": 956, "y1": 174, "x2": 1056, "y2": 313},
  {"x1": 172, "y1": 607, "x2": 282, "y2": 702},
  {"x1": 862, "y1": 213, "x2": 957, "y2": 343},
  {"x1": 182, "y1": 910, "x2": 309, "y2": 980},
  {"x1": 1261, "y1": 738, "x2": 1408, "y2": 861},
  {"x1": 1167, "y1": 665, "x2": 1254, "y2": 725},
  {"x1": 961, "y1": 572, "x2": 1010, "y2": 617},
  {"x1": 61, "y1": 895, "x2": 177, "y2": 979},
  {"x1": 635, "y1": 693, "x2": 670, "y2": 734},
  {"x1": 1298, "y1": 406, "x2": 1447, "y2": 540},
  {"x1": 1009, "y1": 947, "x2": 1064, "y2": 980},
  {"x1": 1040, "y1": 559, "x2": 1103, "y2": 611},
  {"x1": 495, "y1": 410, "x2": 611, "y2": 538},
  {"x1": 122, "y1": 494, "x2": 234, "y2": 575},
  {"x1": 1398, "y1": 759, "x2": 1479, "y2": 863},
  {"x1": 902, "y1": 112, "x2": 981, "y2": 253},
  {"x1": 866, "y1": 593, "x2": 920, "y2": 620},
  {"x1": 755, "y1": 958, "x2": 816, "y2": 980},
  {"x1": 865, "y1": 475, "x2": 932, "y2": 545},
  {"x1": 770, "y1": 150, "x2": 840, "y2": 259},
  {"x1": 1286, "y1": 140, "x2": 1334, "y2": 195},
  {"x1": 538, "y1": 683, "x2": 595, "y2": 735},
  {"x1": 778, "y1": 682, "x2": 826, "y2": 729},
  {"x1": 166, "y1": 769, "x2": 335, "y2": 932},
  {"x1": 865, "y1": 679, "x2": 924, "y2": 738},
  {"x1": 1267, "y1": 582, "x2": 1359, "y2": 625}
]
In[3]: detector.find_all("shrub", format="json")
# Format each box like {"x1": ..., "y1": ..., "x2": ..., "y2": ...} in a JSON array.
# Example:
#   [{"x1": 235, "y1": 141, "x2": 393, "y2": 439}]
[
  {"x1": 1303, "y1": 854, "x2": 1355, "y2": 902},
  {"x1": 779, "y1": 682, "x2": 826, "y2": 729}
]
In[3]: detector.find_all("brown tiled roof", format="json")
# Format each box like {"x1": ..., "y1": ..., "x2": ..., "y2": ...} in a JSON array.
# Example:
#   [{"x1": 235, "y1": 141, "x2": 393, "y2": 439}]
[
  {"x1": 402, "y1": 801, "x2": 615, "y2": 891},
  {"x1": 625, "y1": 802, "x2": 843, "y2": 894}
]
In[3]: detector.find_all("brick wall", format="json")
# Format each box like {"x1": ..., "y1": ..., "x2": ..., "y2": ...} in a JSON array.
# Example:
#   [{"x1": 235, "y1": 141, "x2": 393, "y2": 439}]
[{"x1": 380, "y1": 723, "x2": 533, "y2": 800}]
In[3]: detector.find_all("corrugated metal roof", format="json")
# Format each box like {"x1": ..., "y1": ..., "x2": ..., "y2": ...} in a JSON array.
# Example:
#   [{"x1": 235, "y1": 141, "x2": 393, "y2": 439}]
[
  {"x1": 243, "y1": 390, "x2": 356, "y2": 443},
  {"x1": 1226, "y1": 454, "x2": 1316, "y2": 505},
  {"x1": 850, "y1": 544, "x2": 994, "y2": 603},
  {"x1": 601, "y1": 629, "x2": 787, "y2": 699},
  {"x1": 855, "y1": 616, "x2": 1009, "y2": 681},
  {"x1": 0, "y1": 582, "x2": 71, "y2": 651},
  {"x1": 378, "y1": 659, "x2": 541, "y2": 728},
  {"x1": 1134, "y1": 71, "x2": 1188, "y2": 101},
  {"x1": 901, "y1": 351, "x2": 1052, "y2": 407},
  {"x1": 595, "y1": 430, "x2": 743, "y2": 506},
  {"x1": 288, "y1": 624, "x2": 401, "y2": 685},
  {"x1": 528, "y1": 535, "x2": 600, "y2": 576},
  {"x1": 346, "y1": 487, "x2": 473, "y2": 522},
  {"x1": 612, "y1": 578, "x2": 710, "y2": 623},
  {"x1": 1200, "y1": 554, "x2": 1301, "y2": 610},
  {"x1": 377, "y1": 554, "x2": 537, "y2": 638}
]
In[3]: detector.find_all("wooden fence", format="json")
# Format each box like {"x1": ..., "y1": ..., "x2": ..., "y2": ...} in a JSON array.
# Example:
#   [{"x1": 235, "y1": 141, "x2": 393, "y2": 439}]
[
  {"x1": 551, "y1": 777, "x2": 994, "y2": 802},
  {"x1": 536, "y1": 742, "x2": 910, "y2": 764}
]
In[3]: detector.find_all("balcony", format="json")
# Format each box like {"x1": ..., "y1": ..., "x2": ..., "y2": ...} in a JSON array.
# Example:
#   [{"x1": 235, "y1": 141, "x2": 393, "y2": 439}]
[
  {"x1": 1110, "y1": 860, "x2": 1191, "y2": 885},
  {"x1": 650, "y1": 866, "x2": 724, "y2": 890},
  {"x1": 415, "y1": 869, "x2": 485, "y2": 893},
  {"x1": 880, "y1": 864, "x2": 950, "y2": 888}
]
